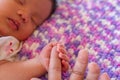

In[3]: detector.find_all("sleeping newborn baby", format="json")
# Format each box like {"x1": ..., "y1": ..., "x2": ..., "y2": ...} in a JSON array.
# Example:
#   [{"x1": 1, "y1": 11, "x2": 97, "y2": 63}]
[{"x1": 0, "y1": 0, "x2": 69, "y2": 80}]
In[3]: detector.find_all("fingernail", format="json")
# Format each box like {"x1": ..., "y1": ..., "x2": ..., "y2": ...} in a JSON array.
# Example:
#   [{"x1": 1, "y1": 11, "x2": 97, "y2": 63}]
[
  {"x1": 103, "y1": 73, "x2": 110, "y2": 79},
  {"x1": 57, "y1": 45, "x2": 60, "y2": 52}
]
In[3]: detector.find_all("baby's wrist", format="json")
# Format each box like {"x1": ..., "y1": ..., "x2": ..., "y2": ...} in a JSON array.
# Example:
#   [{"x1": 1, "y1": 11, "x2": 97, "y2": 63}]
[{"x1": 34, "y1": 57, "x2": 47, "y2": 73}]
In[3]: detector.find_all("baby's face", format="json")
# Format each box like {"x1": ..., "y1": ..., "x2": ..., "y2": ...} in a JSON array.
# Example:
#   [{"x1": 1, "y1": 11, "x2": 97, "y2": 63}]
[{"x1": 0, "y1": 0, "x2": 52, "y2": 41}]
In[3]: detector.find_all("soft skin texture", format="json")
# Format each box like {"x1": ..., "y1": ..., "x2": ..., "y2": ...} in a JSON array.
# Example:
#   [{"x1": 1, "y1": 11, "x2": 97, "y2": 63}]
[{"x1": 0, "y1": 0, "x2": 52, "y2": 41}]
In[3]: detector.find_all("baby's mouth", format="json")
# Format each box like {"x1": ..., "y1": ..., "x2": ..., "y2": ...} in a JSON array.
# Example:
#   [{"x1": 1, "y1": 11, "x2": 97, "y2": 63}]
[{"x1": 7, "y1": 18, "x2": 20, "y2": 30}]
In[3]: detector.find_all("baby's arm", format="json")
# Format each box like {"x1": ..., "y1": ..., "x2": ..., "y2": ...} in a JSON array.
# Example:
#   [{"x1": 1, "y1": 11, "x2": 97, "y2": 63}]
[
  {"x1": 0, "y1": 42, "x2": 68, "y2": 80},
  {"x1": 0, "y1": 42, "x2": 58, "y2": 80},
  {"x1": 0, "y1": 58, "x2": 46, "y2": 80}
]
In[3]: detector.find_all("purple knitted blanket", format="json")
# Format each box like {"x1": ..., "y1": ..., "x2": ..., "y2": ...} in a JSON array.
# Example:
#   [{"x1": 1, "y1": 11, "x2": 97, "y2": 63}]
[{"x1": 19, "y1": 0, "x2": 120, "y2": 79}]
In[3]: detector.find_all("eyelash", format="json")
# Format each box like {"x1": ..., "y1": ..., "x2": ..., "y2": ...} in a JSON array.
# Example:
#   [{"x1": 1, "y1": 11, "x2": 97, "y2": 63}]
[
  {"x1": 18, "y1": 0, "x2": 25, "y2": 5},
  {"x1": 31, "y1": 17, "x2": 37, "y2": 26}
]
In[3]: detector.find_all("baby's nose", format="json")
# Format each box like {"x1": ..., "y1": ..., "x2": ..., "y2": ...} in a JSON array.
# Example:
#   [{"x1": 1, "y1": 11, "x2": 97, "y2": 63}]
[{"x1": 17, "y1": 9, "x2": 30, "y2": 23}]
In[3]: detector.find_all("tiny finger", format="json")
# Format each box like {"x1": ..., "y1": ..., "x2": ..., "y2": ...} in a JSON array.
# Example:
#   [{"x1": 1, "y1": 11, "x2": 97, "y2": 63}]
[
  {"x1": 62, "y1": 60, "x2": 69, "y2": 72},
  {"x1": 57, "y1": 44, "x2": 67, "y2": 54},
  {"x1": 59, "y1": 53, "x2": 69, "y2": 62}
]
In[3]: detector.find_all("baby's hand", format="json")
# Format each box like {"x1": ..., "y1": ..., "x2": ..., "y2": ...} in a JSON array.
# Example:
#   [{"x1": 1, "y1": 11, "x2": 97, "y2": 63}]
[
  {"x1": 56, "y1": 43, "x2": 69, "y2": 72},
  {"x1": 38, "y1": 42, "x2": 57, "y2": 71},
  {"x1": 38, "y1": 42, "x2": 69, "y2": 72}
]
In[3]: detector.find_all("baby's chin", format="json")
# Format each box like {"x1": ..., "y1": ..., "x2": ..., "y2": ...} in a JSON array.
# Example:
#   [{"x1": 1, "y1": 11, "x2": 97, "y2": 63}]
[
  {"x1": 0, "y1": 31, "x2": 30, "y2": 41},
  {"x1": 14, "y1": 35, "x2": 30, "y2": 41},
  {"x1": 0, "y1": 32, "x2": 8, "y2": 36}
]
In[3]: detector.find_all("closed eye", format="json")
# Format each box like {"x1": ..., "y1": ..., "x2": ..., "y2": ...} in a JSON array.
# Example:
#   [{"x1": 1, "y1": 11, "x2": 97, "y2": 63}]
[
  {"x1": 17, "y1": 0, "x2": 25, "y2": 5},
  {"x1": 31, "y1": 17, "x2": 38, "y2": 26}
]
